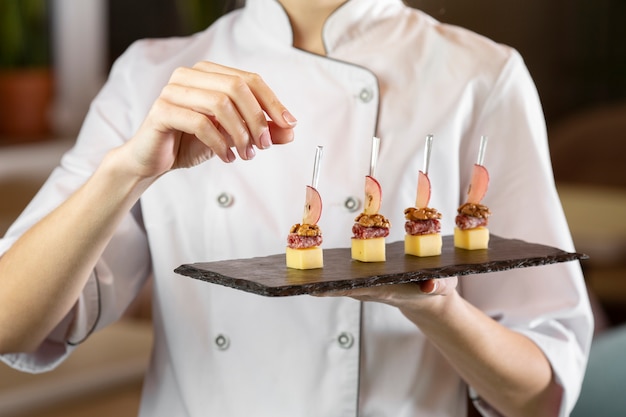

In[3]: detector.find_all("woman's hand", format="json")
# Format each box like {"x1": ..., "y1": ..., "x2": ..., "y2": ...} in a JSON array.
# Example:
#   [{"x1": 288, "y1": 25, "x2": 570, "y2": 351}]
[
  {"x1": 122, "y1": 61, "x2": 297, "y2": 180},
  {"x1": 316, "y1": 277, "x2": 459, "y2": 319},
  {"x1": 317, "y1": 276, "x2": 562, "y2": 417}
]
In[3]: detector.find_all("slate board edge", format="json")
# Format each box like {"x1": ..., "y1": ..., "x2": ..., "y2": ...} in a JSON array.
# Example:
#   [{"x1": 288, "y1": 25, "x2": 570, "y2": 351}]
[{"x1": 174, "y1": 249, "x2": 587, "y2": 297}]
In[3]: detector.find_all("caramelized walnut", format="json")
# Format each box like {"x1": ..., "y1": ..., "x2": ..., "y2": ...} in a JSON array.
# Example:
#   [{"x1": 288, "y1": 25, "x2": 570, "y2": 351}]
[
  {"x1": 289, "y1": 223, "x2": 322, "y2": 237},
  {"x1": 404, "y1": 207, "x2": 442, "y2": 221},
  {"x1": 354, "y1": 213, "x2": 391, "y2": 229},
  {"x1": 457, "y1": 202, "x2": 491, "y2": 219}
]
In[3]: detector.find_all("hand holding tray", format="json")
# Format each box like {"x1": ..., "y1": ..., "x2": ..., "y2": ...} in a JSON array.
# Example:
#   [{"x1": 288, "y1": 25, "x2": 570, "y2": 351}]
[{"x1": 174, "y1": 235, "x2": 587, "y2": 297}]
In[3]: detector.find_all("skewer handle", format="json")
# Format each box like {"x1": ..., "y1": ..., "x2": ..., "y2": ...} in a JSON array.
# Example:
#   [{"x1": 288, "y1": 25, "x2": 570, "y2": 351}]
[
  {"x1": 477, "y1": 135, "x2": 488, "y2": 166},
  {"x1": 311, "y1": 145, "x2": 324, "y2": 189},
  {"x1": 423, "y1": 134, "x2": 433, "y2": 174},
  {"x1": 369, "y1": 136, "x2": 381, "y2": 177}
]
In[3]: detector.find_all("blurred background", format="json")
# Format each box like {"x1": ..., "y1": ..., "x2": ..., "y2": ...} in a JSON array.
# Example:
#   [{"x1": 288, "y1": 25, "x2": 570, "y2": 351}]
[{"x1": 0, "y1": 0, "x2": 625, "y2": 416}]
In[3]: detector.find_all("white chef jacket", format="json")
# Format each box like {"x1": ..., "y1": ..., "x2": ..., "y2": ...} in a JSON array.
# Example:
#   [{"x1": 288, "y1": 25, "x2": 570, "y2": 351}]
[{"x1": 0, "y1": 0, "x2": 593, "y2": 416}]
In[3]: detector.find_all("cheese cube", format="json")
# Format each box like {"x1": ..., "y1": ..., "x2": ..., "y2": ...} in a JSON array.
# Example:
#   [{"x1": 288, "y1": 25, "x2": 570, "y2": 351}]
[
  {"x1": 351, "y1": 237, "x2": 386, "y2": 262},
  {"x1": 286, "y1": 246, "x2": 323, "y2": 269},
  {"x1": 454, "y1": 227, "x2": 489, "y2": 250},
  {"x1": 405, "y1": 233, "x2": 442, "y2": 257}
]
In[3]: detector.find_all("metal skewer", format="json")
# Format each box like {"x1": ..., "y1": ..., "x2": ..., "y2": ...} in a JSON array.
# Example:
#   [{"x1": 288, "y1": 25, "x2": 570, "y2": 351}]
[
  {"x1": 423, "y1": 134, "x2": 433, "y2": 174},
  {"x1": 311, "y1": 145, "x2": 323, "y2": 189},
  {"x1": 477, "y1": 135, "x2": 488, "y2": 166},
  {"x1": 369, "y1": 136, "x2": 381, "y2": 177}
]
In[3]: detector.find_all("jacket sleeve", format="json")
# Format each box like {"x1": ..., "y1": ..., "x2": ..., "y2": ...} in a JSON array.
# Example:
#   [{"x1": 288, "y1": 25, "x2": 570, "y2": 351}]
[
  {"x1": 458, "y1": 50, "x2": 594, "y2": 417},
  {"x1": 0, "y1": 44, "x2": 153, "y2": 373}
]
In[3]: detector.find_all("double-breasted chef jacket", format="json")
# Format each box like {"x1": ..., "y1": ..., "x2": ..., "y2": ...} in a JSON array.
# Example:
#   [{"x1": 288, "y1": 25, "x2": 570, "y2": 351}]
[{"x1": 1, "y1": 0, "x2": 593, "y2": 416}]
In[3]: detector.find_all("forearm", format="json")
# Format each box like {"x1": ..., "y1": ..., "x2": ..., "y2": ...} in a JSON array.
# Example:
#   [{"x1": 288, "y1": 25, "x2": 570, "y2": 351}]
[
  {"x1": 0, "y1": 147, "x2": 154, "y2": 353},
  {"x1": 0, "y1": 59, "x2": 298, "y2": 355},
  {"x1": 402, "y1": 291, "x2": 562, "y2": 417}
]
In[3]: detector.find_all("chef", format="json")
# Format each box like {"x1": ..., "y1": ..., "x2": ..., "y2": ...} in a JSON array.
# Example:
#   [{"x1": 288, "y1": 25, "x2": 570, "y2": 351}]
[{"x1": 0, "y1": 0, "x2": 593, "y2": 416}]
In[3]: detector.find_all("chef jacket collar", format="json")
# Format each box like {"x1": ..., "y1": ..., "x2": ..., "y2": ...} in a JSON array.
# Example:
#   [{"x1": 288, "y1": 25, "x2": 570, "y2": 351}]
[{"x1": 243, "y1": 0, "x2": 405, "y2": 55}]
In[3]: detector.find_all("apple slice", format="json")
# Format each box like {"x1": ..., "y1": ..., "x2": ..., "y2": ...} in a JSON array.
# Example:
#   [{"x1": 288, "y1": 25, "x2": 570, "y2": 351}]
[
  {"x1": 466, "y1": 164, "x2": 489, "y2": 204},
  {"x1": 415, "y1": 170, "x2": 431, "y2": 208},
  {"x1": 302, "y1": 185, "x2": 322, "y2": 224},
  {"x1": 363, "y1": 175, "x2": 382, "y2": 215}
]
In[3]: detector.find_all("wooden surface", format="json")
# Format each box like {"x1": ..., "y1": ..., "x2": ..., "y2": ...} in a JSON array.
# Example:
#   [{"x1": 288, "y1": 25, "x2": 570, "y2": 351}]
[
  {"x1": 558, "y1": 184, "x2": 626, "y2": 265},
  {"x1": 0, "y1": 320, "x2": 152, "y2": 417}
]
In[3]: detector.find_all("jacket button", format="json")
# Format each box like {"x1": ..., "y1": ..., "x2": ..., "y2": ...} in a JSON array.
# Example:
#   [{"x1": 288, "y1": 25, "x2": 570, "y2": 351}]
[
  {"x1": 217, "y1": 192, "x2": 234, "y2": 208},
  {"x1": 337, "y1": 332, "x2": 355, "y2": 349},
  {"x1": 215, "y1": 334, "x2": 230, "y2": 350},
  {"x1": 344, "y1": 197, "x2": 361, "y2": 213},
  {"x1": 358, "y1": 88, "x2": 374, "y2": 103}
]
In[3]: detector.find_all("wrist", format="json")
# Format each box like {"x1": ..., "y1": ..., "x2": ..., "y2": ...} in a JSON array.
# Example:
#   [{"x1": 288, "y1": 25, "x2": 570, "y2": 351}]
[{"x1": 100, "y1": 146, "x2": 157, "y2": 200}]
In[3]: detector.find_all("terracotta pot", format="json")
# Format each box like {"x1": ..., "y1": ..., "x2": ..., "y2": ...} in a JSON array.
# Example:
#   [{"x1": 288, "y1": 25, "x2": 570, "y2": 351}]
[{"x1": 0, "y1": 68, "x2": 54, "y2": 141}]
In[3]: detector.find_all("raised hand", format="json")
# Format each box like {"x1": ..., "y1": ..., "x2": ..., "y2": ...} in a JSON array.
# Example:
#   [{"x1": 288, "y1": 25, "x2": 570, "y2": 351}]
[{"x1": 122, "y1": 61, "x2": 297, "y2": 179}]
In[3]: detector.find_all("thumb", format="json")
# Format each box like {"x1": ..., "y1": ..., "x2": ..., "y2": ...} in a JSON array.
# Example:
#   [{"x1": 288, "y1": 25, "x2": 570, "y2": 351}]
[
  {"x1": 267, "y1": 121, "x2": 295, "y2": 145},
  {"x1": 418, "y1": 277, "x2": 458, "y2": 295},
  {"x1": 418, "y1": 279, "x2": 438, "y2": 295}
]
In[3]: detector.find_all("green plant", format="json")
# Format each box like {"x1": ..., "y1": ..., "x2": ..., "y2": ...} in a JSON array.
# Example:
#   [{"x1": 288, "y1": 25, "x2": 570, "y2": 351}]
[
  {"x1": 0, "y1": 0, "x2": 50, "y2": 69},
  {"x1": 176, "y1": 0, "x2": 227, "y2": 34}
]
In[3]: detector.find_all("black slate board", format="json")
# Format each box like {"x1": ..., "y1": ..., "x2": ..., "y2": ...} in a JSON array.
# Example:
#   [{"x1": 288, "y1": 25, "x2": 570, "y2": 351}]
[{"x1": 174, "y1": 235, "x2": 587, "y2": 297}]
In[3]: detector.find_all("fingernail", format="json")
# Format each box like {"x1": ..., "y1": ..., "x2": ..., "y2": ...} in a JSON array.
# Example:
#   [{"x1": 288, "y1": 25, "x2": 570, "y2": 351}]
[
  {"x1": 226, "y1": 149, "x2": 236, "y2": 163},
  {"x1": 420, "y1": 280, "x2": 437, "y2": 294},
  {"x1": 259, "y1": 128, "x2": 272, "y2": 149},
  {"x1": 246, "y1": 143, "x2": 256, "y2": 160},
  {"x1": 282, "y1": 110, "x2": 298, "y2": 126}
]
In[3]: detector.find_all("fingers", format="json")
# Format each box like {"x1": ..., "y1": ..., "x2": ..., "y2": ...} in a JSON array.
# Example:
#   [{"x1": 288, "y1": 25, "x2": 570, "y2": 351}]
[
  {"x1": 130, "y1": 61, "x2": 296, "y2": 177},
  {"x1": 418, "y1": 279, "x2": 438, "y2": 295},
  {"x1": 165, "y1": 63, "x2": 296, "y2": 160},
  {"x1": 161, "y1": 80, "x2": 253, "y2": 161},
  {"x1": 417, "y1": 277, "x2": 459, "y2": 296},
  {"x1": 267, "y1": 121, "x2": 295, "y2": 145},
  {"x1": 149, "y1": 96, "x2": 236, "y2": 164},
  {"x1": 192, "y1": 61, "x2": 298, "y2": 129},
  {"x1": 312, "y1": 277, "x2": 458, "y2": 302}
]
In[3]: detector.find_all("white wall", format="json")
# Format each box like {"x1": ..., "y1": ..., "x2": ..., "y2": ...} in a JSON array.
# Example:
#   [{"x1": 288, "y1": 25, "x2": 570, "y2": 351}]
[{"x1": 51, "y1": 0, "x2": 108, "y2": 136}]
